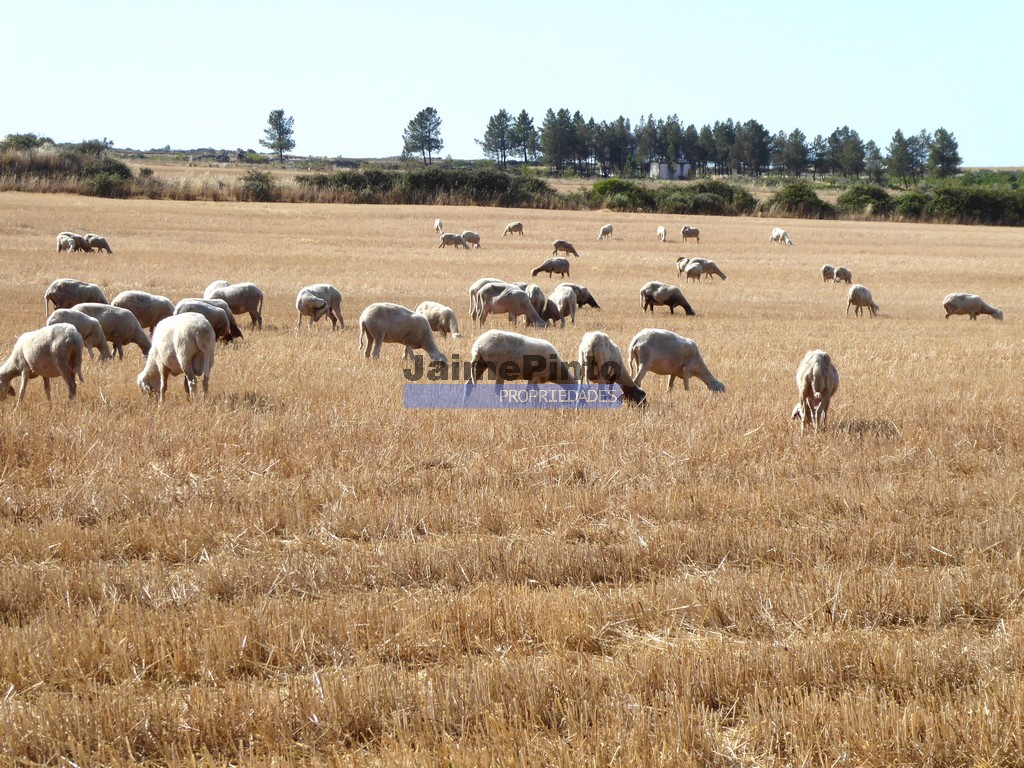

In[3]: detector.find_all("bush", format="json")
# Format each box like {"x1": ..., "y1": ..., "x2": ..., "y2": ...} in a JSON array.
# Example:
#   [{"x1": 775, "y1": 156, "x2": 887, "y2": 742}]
[
  {"x1": 240, "y1": 169, "x2": 276, "y2": 202},
  {"x1": 590, "y1": 178, "x2": 656, "y2": 211},
  {"x1": 86, "y1": 172, "x2": 130, "y2": 198},
  {"x1": 767, "y1": 181, "x2": 836, "y2": 219},
  {"x1": 892, "y1": 191, "x2": 930, "y2": 220},
  {"x1": 836, "y1": 184, "x2": 892, "y2": 215}
]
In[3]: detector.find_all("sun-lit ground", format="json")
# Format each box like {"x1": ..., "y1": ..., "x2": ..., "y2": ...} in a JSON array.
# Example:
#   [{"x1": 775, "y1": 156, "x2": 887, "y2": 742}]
[{"x1": 1, "y1": 191, "x2": 1023, "y2": 765}]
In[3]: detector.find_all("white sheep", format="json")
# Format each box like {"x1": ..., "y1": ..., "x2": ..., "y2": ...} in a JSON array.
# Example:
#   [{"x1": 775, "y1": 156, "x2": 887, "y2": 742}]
[
  {"x1": 415, "y1": 300, "x2": 463, "y2": 338},
  {"x1": 683, "y1": 261, "x2": 703, "y2": 283},
  {"x1": 44, "y1": 278, "x2": 108, "y2": 316},
  {"x1": 556, "y1": 282, "x2": 601, "y2": 309},
  {"x1": 675, "y1": 257, "x2": 726, "y2": 281},
  {"x1": 358, "y1": 303, "x2": 448, "y2": 363},
  {"x1": 174, "y1": 300, "x2": 236, "y2": 343},
  {"x1": 461, "y1": 230, "x2": 481, "y2": 249},
  {"x1": 790, "y1": 349, "x2": 840, "y2": 433},
  {"x1": 769, "y1": 227, "x2": 793, "y2": 245},
  {"x1": 434, "y1": 218, "x2": 444, "y2": 234},
  {"x1": 548, "y1": 284, "x2": 577, "y2": 328},
  {"x1": 552, "y1": 239, "x2": 580, "y2": 258},
  {"x1": 627, "y1": 329, "x2": 725, "y2": 393},
  {"x1": 531, "y1": 256, "x2": 571, "y2": 279},
  {"x1": 681, "y1": 225, "x2": 700, "y2": 243},
  {"x1": 503, "y1": 221, "x2": 524, "y2": 237},
  {"x1": 468, "y1": 277, "x2": 512, "y2": 324},
  {"x1": 137, "y1": 313, "x2": 216, "y2": 402},
  {"x1": 469, "y1": 330, "x2": 574, "y2": 384},
  {"x1": 656, "y1": 225, "x2": 667, "y2": 242},
  {"x1": 85, "y1": 234, "x2": 112, "y2": 253},
  {"x1": 847, "y1": 284, "x2": 879, "y2": 318},
  {"x1": 478, "y1": 287, "x2": 547, "y2": 327},
  {"x1": 577, "y1": 331, "x2": 646, "y2": 406},
  {"x1": 438, "y1": 232, "x2": 468, "y2": 249},
  {"x1": 640, "y1": 281, "x2": 695, "y2": 315},
  {"x1": 46, "y1": 309, "x2": 112, "y2": 363},
  {"x1": 71, "y1": 302, "x2": 153, "y2": 359},
  {"x1": 56, "y1": 232, "x2": 92, "y2": 252},
  {"x1": 598, "y1": 224, "x2": 613, "y2": 240},
  {"x1": 833, "y1": 266, "x2": 852, "y2": 284},
  {"x1": 942, "y1": 293, "x2": 1003, "y2": 321},
  {"x1": 203, "y1": 281, "x2": 264, "y2": 329},
  {"x1": 295, "y1": 284, "x2": 344, "y2": 330},
  {"x1": 821, "y1": 265, "x2": 836, "y2": 282},
  {"x1": 0, "y1": 324, "x2": 84, "y2": 403},
  {"x1": 177, "y1": 298, "x2": 244, "y2": 341},
  {"x1": 111, "y1": 290, "x2": 176, "y2": 334},
  {"x1": 56, "y1": 234, "x2": 76, "y2": 253}
]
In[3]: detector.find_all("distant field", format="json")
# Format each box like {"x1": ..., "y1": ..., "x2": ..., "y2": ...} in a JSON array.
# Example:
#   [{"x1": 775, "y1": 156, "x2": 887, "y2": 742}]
[{"x1": 1, "y1": 192, "x2": 1023, "y2": 765}]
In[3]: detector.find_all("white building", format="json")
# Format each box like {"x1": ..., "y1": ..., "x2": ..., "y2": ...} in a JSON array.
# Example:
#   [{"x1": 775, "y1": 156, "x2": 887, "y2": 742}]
[{"x1": 649, "y1": 162, "x2": 692, "y2": 180}]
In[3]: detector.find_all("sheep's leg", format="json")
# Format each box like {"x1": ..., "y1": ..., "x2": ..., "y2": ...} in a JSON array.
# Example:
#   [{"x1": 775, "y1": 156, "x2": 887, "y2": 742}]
[
  {"x1": 42, "y1": 376, "x2": 52, "y2": 401},
  {"x1": 371, "y1": 339, "x2": 383, "y2": 359},
  {"x1": 159, "y1": 368, "x2": 169, "y2": 403},
  {"x1": 632, "y1": 362, "x2": 651, "y2": 388}
]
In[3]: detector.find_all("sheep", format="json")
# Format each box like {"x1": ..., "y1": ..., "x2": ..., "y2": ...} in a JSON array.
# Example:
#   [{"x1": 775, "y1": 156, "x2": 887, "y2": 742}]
[
  {"x1": 847, "y1": 284, "x2": 879, "y2": 318},
  {"x1": 0, "y1": 323, "x2": 84, "y2": 404},
  {"x1": 577, "y1": 331, "x2": 646, "y2": 406},
  {"x1": 833, "y1": 266, "x2": 852, "y2": 284},
  {"x1": 790, "y1": 350, "x2": 840, "y2": 433},
  {"x1": 627, "y1": 329, "x2": 725, "y2": 393},
  {"x1": 177, "y1": 298, "x2": 243, "y2": 341},
  {"x1": 71, "y1": 302, "x2": 153, "y2": 359},
  {"x1": 44, "y1": 278, "x2": 108, "y2": 316},
  {"x1": 821, "y1": 265, "x2": 836, "y2": 282},
  {"x1": 56, "y1": 232, "x2": 92, "y2": 252},
  {"x1": 56, "y1": 234, "x2": 76, "y2": 253},
  {"x1": 555, "y1": 282, "x2": 600, "y2": 309},
  {"x1": 203, "y1": 280, "x2": 231, "y2": 295},
  {"x1": 174, "y1": 300, "x2": 238, "y2": 343},
  {"x1": 657, "y1": 225, "x2": 667, "y2": 242},
  {"x1": 675, "y1": 257, "x2": 726, "y2": 281},
  {"x1": 511, "y1": 282, "x2": 548, "y2": 315},
  {"x1": 942, "y1": 293, "x2": 1004, "y2": 321},
  {"x1": 769, "y1": 227, "x2": 793, "y2": 245},
  {"x1": 296, "y1": 283, "x2": 344, "y2": 330},
  {"x1": 434, "y1": 218, "x2": 444, "y2": 234},
  {"x1": 203, "y1": 281, "x2": 264, "y2": 329},
  {"x1": 46, "y1": 309, "x2": 112, "y2": 363},
  {"x1": 531, "y1": 256, "x2": 571, "y2": 279},
  {"x1": 415, "y1": 300, "x2": 463, "y2": 338},
  {"x1": 438, "y1": 232, "x2": 468, "y2": 249},
  {"x1": 552, "y1": 239, "x2": 580, "y2": 258},
  {"x1": 503, "y1": 221, "x2": 525, "y2": 237},
  {"x1": 111, "y1": 290, "x2": 176, "y2": 334},
  {"x1": 683, "y1": 261, "x2": 703, "y2": 283},
  {"x1": 479, "y1": 287, "x2": 547, "y2": 328},
  {"x1": 640, "y1": 281, "x2": 695, "y2": 315},
  {"x1": 548, "y1": 284, "x2": 577, "y2": 328},
  {"x1": 461, "y1": 230, "x2": 482, "y2": 248},
  {"x1": 598, "y1": 224, "x2": 613, "y2": 240},
  {"x1": 681, "y1": 225, "x2": 700, "y2": 243},
  {"x1": 468, "y1": 278, "x2": 512, "y2": 323},
  {"x1": 469, "y1": 330, "x2": 574, "y2": 384},
  {"x1": 137, "y1": 313, "x2": 216, "y2": 402},
  {"x1": 85, "y1": 234, "x2": 112, "y2": 253},
  {"x1": 358, "y1": 303, "x2": 448, "y2": 363}
]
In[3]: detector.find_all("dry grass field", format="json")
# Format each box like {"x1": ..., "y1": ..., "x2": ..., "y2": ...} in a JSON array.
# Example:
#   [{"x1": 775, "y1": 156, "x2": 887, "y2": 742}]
[{"x1": 1, "y1": 191, "x2": 1023, "y2": 766}]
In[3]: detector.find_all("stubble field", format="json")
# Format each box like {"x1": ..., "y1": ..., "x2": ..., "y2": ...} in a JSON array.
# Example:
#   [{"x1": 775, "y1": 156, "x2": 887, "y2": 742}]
[{"x1": 1, "y1": 191, "x2": 1023, "y2": 766}]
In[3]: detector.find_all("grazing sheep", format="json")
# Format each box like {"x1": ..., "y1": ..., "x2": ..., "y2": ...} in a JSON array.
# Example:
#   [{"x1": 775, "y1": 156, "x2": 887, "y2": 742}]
[
  {"x1": 56, "y1": 234, "x2": 76, "y2": 253},
  {"x1": 681, "y1": 225, "x2": 700, "y2": 243},
  {"x1": 469, "y1": 330, "x2": 574, "y2": 384},
  {"x1": 45, "y1": 278, "x2": 108, "y2": 316},
  {"x1": 203, "y1": 280, "x2": 231, "y2": 296},
  {"x1": 555, "y1": 282, "x2": 600, "y2": 309},
  {"x1": 833, "y1": 266, "x2": 852, "y2": 284},
  {"x1": 657, "y1": 225, "x2": 667, "y2": 242},
  {"x1": 640, "y1": 281, "x2": 695, "y2": 315},
  {"x1": 434, "y1": 218, "x2": 444, "y2": 234},
  {"x1": 511, "y1": 282, "x2": 548, "y2": 316},
  {"x1": 821, "y1": 265, "x2": 836, "y2": 282},
  {"x1": 358, "y1": 303, "x2": 448, "y2": 363},
  {"x1": 415, "y1": 300, "x2": 463, "y2": 338},
  {"x1": 552, "y1": 239, "x2": 580, "y2": 258},
  {"x1": 137, "y1": 313, "x2": 216, "y2": 402},
  {"x1": 577, "y1": 331, "x2": 646, "y2": 406},
  {"x1": 187, "y1": 298, "x2": 243, "y2": 340},
  {"x1": 769, "y1": 227, "x2": 793, "y2": 245},
  {"x1": 676, "y1": 257, "x2": 726, "y2": 281},
  {"x1": 46, "y1": 309, "x2": 112, "y2": 362},
  {"x1": 461, "y1": 230, "x2": 482, "y2": 248},
  {"x1": 296, "y1": 283, "x2": 344, "y2": 330},
  {"x1": 683, "y1": 261, "x2": 703, "y2": 283},
  {"x1": 204, "y1": 281, "x2": 264, "y2": 329},
  {"x1": 531, "y1": 256, "x2": 571, "y2": 279},
  {"x1": 174, "y1": 299, "x2": 238, "y2": 343},
  {"x1": 503, "y1": 221, "x2": 525, "y2": 237},
  {"x1": 469, "y1": 278, "x2": 512, "y2": 323},
  {"x1": 942, "y1": 293, "x2": 1003, "y2": 321},
  {"x1": 71, "y1": 302, "x2": 153, "y2": 359},
  {"x1": 85, "y1": 234, "x2": 112, "y2": 253},
  {"x1": 438, "y1": 232, "x2": 468, "y2": 249},
  {"x1": 0, "y1": 323, "x2": 84, "y2": 404},
  {"x1": 539, "y1": 299, "x2": 564, "y2": 326},
  {"x1": 548, "y1": 284, "x2": 577, "y2": 328},
  {"x1": 790, "y1": 349, "x2": 840, "y2": 433},
  {"x1": 479, "y1": 287, "x2": 547, "y2": 328},
  {"x1": 847, "y1": 284, "x2": 879, "y2": 318},
  {"x1": 598, "y1": 224, "x2": 613, "y2": 240},
  {"x1": 56, "y1": 232, "x2": 92, "y2": 252},
  {"x1": 111, "y1": 290, "x2": 176, "y2": 334},
  {"x1": 627, "y1": 329, "x2": 725, "y2": 393}
]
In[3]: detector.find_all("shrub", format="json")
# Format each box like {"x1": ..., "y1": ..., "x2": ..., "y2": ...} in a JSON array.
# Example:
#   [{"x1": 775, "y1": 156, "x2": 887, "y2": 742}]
[
  {"x1": 836, "y1": 184, "x2": 892, "y2": 215},
  {"x1": 767, "y1": 181, "x2": 836, "y2": 219},
  {"x1": 590, "y1": 178, "x2": 656, "y2": 211},
  {"x1": 892, "y1": 191, "x2": 930, "y2": 220},
  {"x1": 86, "y1": 172, "x2": 130, "y2": 198},
  {"x1": 240, "y1": 169, "x2": 276, "y2": 202}
]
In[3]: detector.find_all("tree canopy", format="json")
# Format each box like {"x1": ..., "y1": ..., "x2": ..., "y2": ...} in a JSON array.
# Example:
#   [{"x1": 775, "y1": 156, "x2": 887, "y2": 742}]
[
  {"x1": 403, "y1": 107, "x2": 444, "y2": 166},
  {"x1": 259, "y1": 109, "x2": 295, "y2": 164}
]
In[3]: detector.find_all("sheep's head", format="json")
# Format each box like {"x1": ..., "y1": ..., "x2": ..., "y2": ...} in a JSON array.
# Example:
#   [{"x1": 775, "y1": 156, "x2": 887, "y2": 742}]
[
  {"x1": 0, "y1": 379, "x2": 14, "y2": 400},
  {"x1": 137, "y1": 370, "x2": 159, "y2": 396},
  {"x1": 623, "y1": 385, "x2": 647, "y2": 408},
  {"x1": 993, "y1": 308, "x2": 1004, "y2": 320},
  {"x1": 791, "y1": 403, "x2": 803, "y2": 421}
]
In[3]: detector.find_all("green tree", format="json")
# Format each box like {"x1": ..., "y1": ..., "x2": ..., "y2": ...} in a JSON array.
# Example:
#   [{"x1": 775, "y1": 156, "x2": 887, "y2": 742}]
[
  {"x1": 1, "y1": 132, "x2": 53, "y2": 151},
  {"x1": 508, "y1": 110, "x2": 538, "y2": 165},
  {"x1": 808, "y1": 135, "x2": 828, "y2": 180},
  {"x1": 403, "y1": 107, "x2": 444, "y2": 166},
  {"x1": 540, "y1": 108, "x2": 575, "y2": 172},
  {"x1": 907, "y1": 129, "x2": 931, "y2": 180},
  {"x1": 886, "y1": 130, "x2": 913, "y2": 187},
  {"x1": 259, "y1": 109, "x2": 295, "y2": 164},
  {"x1": 781, "y1": 128, "x2": 809, "y2": 177},
  {"x1": 478, "y1": 109, "x2": 513, "y2": 169},
  {"x1": 735, "y1": 119, "x2": 771, "y2": 175},
  {"x1": 864, "y1": 140, "x2": 885, "y2": 184},
  {"x1": 833, "y1": 126, "x2": 865, "y2": 178},
  {"x1": 927, "y1": 127, "x2": 962, "y2": 178}
]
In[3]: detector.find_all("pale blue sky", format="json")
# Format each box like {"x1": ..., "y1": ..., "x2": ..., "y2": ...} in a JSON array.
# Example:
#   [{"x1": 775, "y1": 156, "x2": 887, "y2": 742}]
[{"x1": 5, "y1": 0, "x2": 1021, "y2": 166}]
